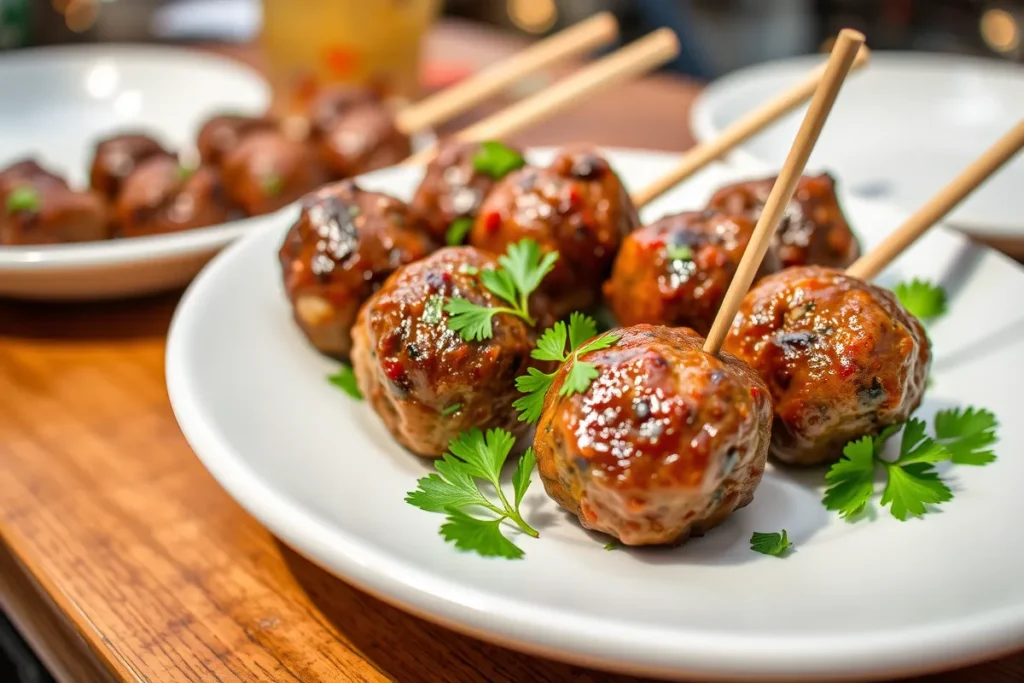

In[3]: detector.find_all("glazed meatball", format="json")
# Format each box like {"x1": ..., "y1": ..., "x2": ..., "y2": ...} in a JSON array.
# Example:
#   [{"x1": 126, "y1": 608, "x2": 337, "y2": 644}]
[
  {"x1": 351, "y1": 247, "x2": 537, "y2": 457},
  {"x1": 89, "y1": 133, "x2": 172, "y2": 201},
  {"x1": 534, "y1": 325, "x2": 772, "y2": 546},
  {"x1": 314, "y1": 101, "x2": 411, "y2": 179},
  {"x1": 604, "y1": 210, "x2": 781, "y2": 335},
  {"x1": 114, "y1": 156, "x2": 235, "y2": 237},
  {"x1": 722, "y1": 266, "x2": 929, "y2": 466},
  {"x1": 0, "y1": 175, "x2": 108, "y2": 245},
  {"x1": 196, "y1": 114, "x2": 277, "y2": 166},
  {"x1": 307, "y1": 85, "x2": 382, "y2": 139},
  {"x1": 707, "y1": 173, "x2": 860, "y2": 270},
  {"x1": 221, "y1": 130, "x2": 326, "y2": 216},
  {"x1": 0, "y1": 158, "x2": 68, "y2": 190},
  {"x1": 279, "y1": 180, "x2": 435, "y2": 359},
  {"x1": 410, "y1": 139, "x2": 524, "y2": 243},
  {"x1": 469, "y1": 146, "x2": 640, "y2": 322}
]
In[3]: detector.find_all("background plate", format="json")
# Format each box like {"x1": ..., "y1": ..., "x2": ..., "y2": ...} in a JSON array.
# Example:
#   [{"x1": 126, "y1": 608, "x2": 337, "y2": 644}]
[{"x1": 166, "y1": 149, "x2": 1024, "y2": 681}]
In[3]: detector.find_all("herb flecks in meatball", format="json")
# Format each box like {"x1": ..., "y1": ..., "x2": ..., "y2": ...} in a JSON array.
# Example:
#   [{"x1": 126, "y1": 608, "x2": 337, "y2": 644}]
[
  {"x1": 222, "y1": 130, "x2": 326, "y2": 216},
  {"x1": 534, "y1": 325, "x2": 772, "y2": 546},
  {"x1": 723, "y1": 266, "x2": 930, "y2": 466},
  {"x1": 0, "y1": 160, "x2": 108, "y2": 245}
]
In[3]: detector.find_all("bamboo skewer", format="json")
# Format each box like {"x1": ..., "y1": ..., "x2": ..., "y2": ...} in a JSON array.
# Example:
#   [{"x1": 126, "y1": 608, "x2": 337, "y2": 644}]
[
  {"x1": 846, "y1": 118, "x2": 1024, "y2": 281},
  {"x1": 394, "y1": 13, "x2": 619, "y2": 136},
  {"x1": 702, "y1": 29, "x2": 866, "y2": 355},
  {"x1": 630, "y1": 44, "x2": 870, "y2": 208},
  {"x1": 402, "y1": 28, "x2": 681, "y2": 166}
]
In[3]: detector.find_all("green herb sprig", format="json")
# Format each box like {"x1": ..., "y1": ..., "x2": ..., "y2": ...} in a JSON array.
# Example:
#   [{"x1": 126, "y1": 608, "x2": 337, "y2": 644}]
[
  {"x1": 749, "y1": 530, "x2": 792, "y2": 557},
  {"x1": 893, "y1": 279, "x2": 947, "y2": 322},
  {"x1": 327, "y1": 364, "x2": 362, "y2": 400},
  {"x1": 472, "y1": 141, "x2": 526, "y2": 179}
]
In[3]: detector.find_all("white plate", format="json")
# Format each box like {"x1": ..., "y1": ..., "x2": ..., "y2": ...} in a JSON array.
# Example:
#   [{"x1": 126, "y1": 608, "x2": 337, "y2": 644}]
[
  {"x1": 0, "y1": 44, "x2": 271, "y2": 300},
  {"x1": 166, "y1": 149, "x2": 1024, "y2": 681},
  {"x1": 690, "y1": 52, "x2": 1024, "y2": 238}
]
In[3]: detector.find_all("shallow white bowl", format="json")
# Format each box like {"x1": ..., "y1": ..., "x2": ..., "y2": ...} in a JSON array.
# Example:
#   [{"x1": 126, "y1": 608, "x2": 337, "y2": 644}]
[
  {"x1": 167, "y1": 149, "x2": 1024, "y2": 681},
  {"x1": 0, "y1": 44, "x2": 272, "y2": 300},
  {"x1": 691, "y1": 52, "x2": 1024, "y2": 239}
]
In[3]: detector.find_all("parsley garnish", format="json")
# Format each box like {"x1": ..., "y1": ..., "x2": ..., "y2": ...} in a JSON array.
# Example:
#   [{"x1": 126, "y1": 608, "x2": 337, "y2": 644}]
[
  {"x1": 472, "y1": 140, "x2": 526, "y2": 179},
  {"x1": 422, "y1": 294, "x2": 444, "y2": 325},
  {"x1": 444, "y1": 239, "x2": 557, "y2": 341},
  {"x1": 513, "y1": 312, "x2": 620, "y2": 423},
  {"x1": 445, "y1": 216, "x2": 473, "y2": 246},
  {"x1": 894, "y1": 279, "x2": 947, "y2": 322},
  {"x1": 327, "y1": 364, "x2": 362, "y2": 400},
  {"x1": 666, "y1": 244, "x2": 693, "y2": 261},
  {"x1": 5, "y1": 186, "x2": 40, "y2": 214},
  {"x1": 824, "y1": 409, "x2": 997, "y2": 521},
  {"x1": 261, "y1": 171, "x2": 283, "y2": 197},
  {"x1": 175, "y1": 165, "x2": 196, "y2": 181},
  {"x1": 406, "y1": 428, "x2": 538, "y2": 559},
  {"x1": 934, "y1": 407, "x2": 998, "y2": 465},
  {"x1": 603, "y1": 542, "x2": 618, "y2": 551},
  {"x1": 441, "y1": 403, "x2": 462, "y2": 417},
  {"x1": 749, "y1": 530, "x2": 792, "y2": 557}
]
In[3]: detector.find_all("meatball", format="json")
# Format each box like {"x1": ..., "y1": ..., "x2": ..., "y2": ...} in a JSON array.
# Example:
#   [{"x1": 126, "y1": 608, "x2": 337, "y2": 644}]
[
  {"x1": 410, "y1": 139, "x2": 524, "y2": 243},
  {"x1": 707, "y1": 173, "x2": 860, "y2": 269},
  {"x1": 114, "y1": 156, "x2": 235, "y2": 237},
  {"x1": 314, "y1": 101, "x2": 411, "y2": 179},
  {"x1": 722, "y1": 266, "x2": 930, "y2": 466},
  {"x1": 221, "y1": 130, "x2": 326, "y2": 216},
  {"x1": 1, "y1": 176, "x2": 108, "y2": 245},
  {"x1": 604, "y1": 210, "x2": 780, "y2": 335},
  {"x1": 196, "y1": 114, "x2": 277, "y2": 166},
  {"x1": 351, "y1": 247, "x2": 537, "y2": 457},
  {"x1": 89, "y1": 133, "x2": 172, "y2": 201},
  {"x1": 0, "y1": 158, "x2": 68, "y2": 190},
  {"x1": 469, "y1": 146, "x2": 640, "y2": 322},
  {"x1": 534, "y1": 325, "x2": 772, "y2": 546},
  {"x1": 279, "y1": 180, "x2": 435, "y2": 359},
  {"x1": 307, "y1": 85, "x2": 382, "y2": 139}
]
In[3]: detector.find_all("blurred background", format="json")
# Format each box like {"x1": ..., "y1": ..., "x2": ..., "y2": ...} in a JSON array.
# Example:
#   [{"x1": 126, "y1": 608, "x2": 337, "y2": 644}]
[{"x1": 1, "y1": 1, "x2": 1021, "y2": 78}]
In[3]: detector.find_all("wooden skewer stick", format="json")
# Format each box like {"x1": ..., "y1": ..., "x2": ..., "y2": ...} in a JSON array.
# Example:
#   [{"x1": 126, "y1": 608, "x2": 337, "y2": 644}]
[
  {"x1": 630, "y1": 44, "x2": 871, "y2": 208},
  {"x1": 846, "y1": 119, "x2": 1024, "y2": 281},
  {"x1": 393, "y1": 13, "x2": 619, "y2": 135},
  {"x1": 703, "y1": 29, "x2": 866, "y2": 355},
  {"x1": 402, "y1": 28, "x2": 680, "y2": 166}
]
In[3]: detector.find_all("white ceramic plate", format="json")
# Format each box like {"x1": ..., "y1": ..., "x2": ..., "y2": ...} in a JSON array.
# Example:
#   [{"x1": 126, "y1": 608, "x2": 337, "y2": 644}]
[
  {"x1": 166, "y1": 149, "x2": 1024, "y2": 681},
  {"x1": 0, "y1": 44, "x2": 272, "y2": 300},
  {"x1": 690, "y1": 52, "x2": 1024, "y2": 239}
]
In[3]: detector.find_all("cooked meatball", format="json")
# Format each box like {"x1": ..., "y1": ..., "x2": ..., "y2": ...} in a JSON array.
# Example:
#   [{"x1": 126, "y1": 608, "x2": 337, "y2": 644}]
[
  {"x1": 279, "y1": 180, "x2": 435, "y2": 359},
  {"x1": 707, "y1": 173, "x2": 860, "y2": 270},
  {"x1": 196, "y1": 114, "x2": 278, "y2": 166},
  {"x1": 469, "y1": 146, "x2": 640, "y2": 322},
  {"x1": 221, "y1": 130, "x2": 326, "y2": 216},
  {"x1": 722, "y1": 266, "x2": 929, "y2": 466},
  {"x1": 351, "y1": 247, "x2": 537, "y2": 457},
  {"x1": 534, "y1": 325, "x2": 772, "y2": 546},
  {"x1": 307, "y1": 85, "x2": 382, "y2": 138},
  {"x1": 604, "y1": 210, "x2": 781, "y2": 335},
  {"x1": 114, "y1": 156, "x2": 235, "y2": 237},
  {"x1": 0, "y1": 158, "x2": 68, "y2": 190},
  {"x1": 0, "y1": 176, "x2": 108, "y2": 245},
  {"x1": 410, "y1": 139, "x2": 524, "y2": 243},
  {"x1": 89, "y1": 133, "x2": 172, "y2": 201},
  {"x1": 314, "y1": 101, "x2": 411, "y2": 179}
]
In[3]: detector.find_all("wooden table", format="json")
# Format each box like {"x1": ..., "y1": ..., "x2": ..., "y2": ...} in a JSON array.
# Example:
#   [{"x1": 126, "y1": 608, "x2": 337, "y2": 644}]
[{"x1": 1, "y1": 20, "x2": 1022, "y2": 683}]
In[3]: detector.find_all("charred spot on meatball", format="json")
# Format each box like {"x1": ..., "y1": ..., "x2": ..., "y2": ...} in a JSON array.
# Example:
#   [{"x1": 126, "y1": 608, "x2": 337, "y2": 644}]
[
  {"x1": 279, "y1": 179, "x2": 435, "y2": 360},
  {"x1": 533, "y1": 325, "x2": 772, "y2": 546},
  {"x1": 723, "y1": 266, "x2": 930, "y2": 466},
  {"x1": 604, "y1": 210, "x2": 781, "y2": 335}
]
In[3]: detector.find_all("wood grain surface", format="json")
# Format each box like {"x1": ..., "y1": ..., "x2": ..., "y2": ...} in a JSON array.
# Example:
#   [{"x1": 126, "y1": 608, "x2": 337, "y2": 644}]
[{"x1": 0, "y1": 19, "x2": 1022, "y2": 683}]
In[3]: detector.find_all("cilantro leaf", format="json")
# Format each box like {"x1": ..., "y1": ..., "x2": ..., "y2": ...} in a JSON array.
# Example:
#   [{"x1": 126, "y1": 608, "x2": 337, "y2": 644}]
[
  {"x1": 894, "y1": 279, "x2": 947, "y2": 322},
  {"x1": 894, "y1": 418, "x2": 950, "y2": 465},
  {"x1": 261, "y1": 171, "x2": 283, "y2": 197},
  {"x1": 406, "y1": 428, "x2": 539, "y2": 559},
  {"x1": 577, "y1": 331, "x2": 621, "y2": 356},
  {"x1": 472, "y1": 140, "x2": 526, "y2": 180},
  {"x1": 561, "y1": 360, "x2": 601, "y2": 396},
  {"x1": 5, "y1": 186, "x2": 40, "y2": 214},
  {"x1": 446, "y1": 217, "x2": 473, "y2": 246},
  {"x1": 443, "y1": 298, "x2": 499, "y2": 341},
  {"x1": 533, "y1": 321, "x2": 569, "y2": 362},
  {"x1": 567, "y1": 311, "x2": 597, "y2": 351},
  {"x1": 499, "y1": 239, "x2": 559, "y2": 307},
  {"x1": 327, "y1": 364, "x2": 363, "y2": 400},
  {"x1": 881, "y1": 462, "x2": 953, "y2": 521},
  {"x1": 440, "y1": 509, "x2": 524, "y2": 559},
  {"x1": 666, "y1": 244, "x2": 693, "y2": 261},
  {"x1": 603, "y1": 542, "x2": 618, "y2": 551},
  {"x1": 823, "y1": 436, "x2": 876, "y2": 518},
  {"x1": 934, "y1": 407, "x2": 998, "y2": 466},
  {"x1": 513, "y1": 368, "x2": 555, "y2": 423},
  {"x1": 749, "y1": 530, "x2": 792, "y2": 557},
  {"x1": 512, "y1": 447, "x2": 535, "y2": 508},
  {"x1": 480, "y1": 267, "x2": 519, "y2": 308}
]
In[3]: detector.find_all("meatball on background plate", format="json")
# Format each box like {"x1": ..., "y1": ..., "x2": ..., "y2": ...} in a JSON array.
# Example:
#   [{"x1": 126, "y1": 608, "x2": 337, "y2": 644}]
[{"x1": 167, "y1": 151, "x2": 1024, "y2": 681}]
